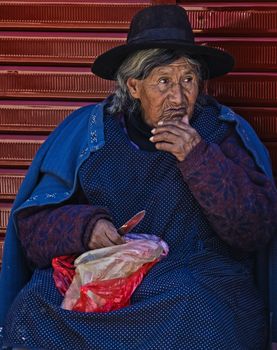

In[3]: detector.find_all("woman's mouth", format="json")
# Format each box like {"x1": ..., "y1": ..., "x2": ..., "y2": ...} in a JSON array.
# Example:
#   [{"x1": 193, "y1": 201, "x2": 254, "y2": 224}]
[{"x1": 163, "y1": 108, "x2": 187, "y2": 120}]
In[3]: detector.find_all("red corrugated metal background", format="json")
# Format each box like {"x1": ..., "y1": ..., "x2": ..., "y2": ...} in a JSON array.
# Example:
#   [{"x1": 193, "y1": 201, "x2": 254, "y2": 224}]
[{"x1": 0, "y1": 0, "x2": 276, "y2": 269}]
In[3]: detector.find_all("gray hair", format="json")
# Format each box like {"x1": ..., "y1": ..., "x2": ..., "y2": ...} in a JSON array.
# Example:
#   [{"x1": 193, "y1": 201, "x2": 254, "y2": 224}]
[{"x1": 107, "y1": 48, "x2": 206, "y2": 115}]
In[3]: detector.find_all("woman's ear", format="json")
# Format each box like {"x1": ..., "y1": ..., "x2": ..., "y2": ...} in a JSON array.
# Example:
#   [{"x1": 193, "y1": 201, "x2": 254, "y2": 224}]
[{"x1": 127, "y1": 78, "x2": 141, "y2": 99}]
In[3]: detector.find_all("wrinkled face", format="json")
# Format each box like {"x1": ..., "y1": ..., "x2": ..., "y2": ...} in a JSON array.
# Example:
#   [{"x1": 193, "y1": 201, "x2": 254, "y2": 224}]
[{"x1": 127, "y1": 58, "x2": 199, "y2": 128}]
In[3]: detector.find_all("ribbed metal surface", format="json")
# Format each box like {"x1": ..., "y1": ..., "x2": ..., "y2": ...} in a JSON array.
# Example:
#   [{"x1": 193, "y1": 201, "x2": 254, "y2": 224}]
[
  {"x1": 0, "y1": 35, "x2": 125, "y2": 66},
  {"x1": 0, "y1": 69, "x2": 114, "y2": 100},
  {"x1": 1, "y1": 35, "x2": 277, "y2": 73},
  {"x1": 0, "y1": 174, "x2": 25, "y2": 200},
  {"x1": 181, "y1": 0, "x2": 271, "y2": 2},
  {"x1": 200, "y1": 40, "x2": 277, "y2": 72},
  {"x1": 183, "y1": 6, "x2": 277, "y2": 36},
  {"x1": 0, "y1": 3, "x2": 276, "y2": 36},
  {"x1": 209, "y1": 74, "x2": 277, "y2": 107},
  {"x1": 0, "y1": 2, "x2": 148, "y2": 31},
  {"x1": 0, "y1": 139, "x2": 44, "y2": 167},
  {"x1": 0, "y1": 206, "x2": 11, "y2": 267},
  {"x1": 233, "y1": 107, "x2": 277, "y2": 141},
  {"x1": 0, "y1": 207, "x2": 10, "y2": 235},
  {"x1": 0, "y1": 104, "x2": 79, "y2": 133}
]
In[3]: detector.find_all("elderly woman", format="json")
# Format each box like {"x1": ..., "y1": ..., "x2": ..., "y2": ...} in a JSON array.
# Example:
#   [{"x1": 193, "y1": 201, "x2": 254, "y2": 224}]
[{"x1": 0, "y1": 5, "x2": 276, "y2": 350}]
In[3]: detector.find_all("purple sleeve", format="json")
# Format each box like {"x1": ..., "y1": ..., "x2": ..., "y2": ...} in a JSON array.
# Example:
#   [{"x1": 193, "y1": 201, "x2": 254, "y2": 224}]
[
  {"x1": 178, "y1": 130, "x2": 277, "y2": 251},
  {"x1": 17, "y1": 204, "x2": 113, "y2": 268}
]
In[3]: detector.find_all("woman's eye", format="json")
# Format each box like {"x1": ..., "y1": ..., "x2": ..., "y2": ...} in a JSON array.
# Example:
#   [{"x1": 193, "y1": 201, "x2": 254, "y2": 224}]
[
  {"x1": 158, "y1": 78, "x2": 168, "y2": 84},
  {"x1": 182, "y1": 76, "x2": 193, "y2": 83}
]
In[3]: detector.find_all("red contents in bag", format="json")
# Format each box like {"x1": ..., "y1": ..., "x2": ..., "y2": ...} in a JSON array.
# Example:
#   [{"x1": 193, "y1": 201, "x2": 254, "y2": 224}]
[
  {"x1": 52, "y1": 255, "x2": 76, "y2": 296},
  {"x1": 53, "y1": 234, "x2": 168, "y2": 313},
  {"x1": 72, "y1": 260, "x2": 157, "y2": 313}
]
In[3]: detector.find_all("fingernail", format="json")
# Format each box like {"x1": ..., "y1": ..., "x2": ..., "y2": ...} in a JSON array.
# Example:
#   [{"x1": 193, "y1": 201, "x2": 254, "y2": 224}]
[
  {"x1": 151, "y1": 128, "x2": 156, "y2": 133},
  {"x1": 182, "y1": 115, "x2": 189, "y2": 123},
  {"x1": 149, "y1": 136, "x2": 154, "y2": 142},
  {"x1": 158, "y1": 121, "x2": 163, "y2": 125}
]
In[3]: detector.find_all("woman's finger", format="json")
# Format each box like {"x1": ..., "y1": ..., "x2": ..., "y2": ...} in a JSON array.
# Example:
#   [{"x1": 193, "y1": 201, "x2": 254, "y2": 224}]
[
  {"x1": 152, "y1": 125, "x2": 189, "y2": 138},
  {"x1": 103, "y1": 221, "x2": 125, "y2": 244},
  {"x1": 105, "y1": 229, "x2": 125, "y2": 245},
  {"x1": 152, "y1": 130, "x2": 201, "y2": 161},
  {"x1": 150, "y1": 128, "x2": 195, "y2": 145},
  {"x1": 89, "y1": 219, "x2": 124, "y2": 249},
  {"x1": 157, "y1": 117, "x2": 191, "y2": 130},
  {"x1": 154, "y1": 141, "x2": 179, "y2": 154},
  {"x1": 150, "y1": 130, "x2": 178, "y2": 144}
]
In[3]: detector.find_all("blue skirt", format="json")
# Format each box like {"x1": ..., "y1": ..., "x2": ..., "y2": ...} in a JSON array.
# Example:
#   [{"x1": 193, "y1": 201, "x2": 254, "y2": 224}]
[{"x1": 3, "y1": 249, "x2": 266, "y2": 350}]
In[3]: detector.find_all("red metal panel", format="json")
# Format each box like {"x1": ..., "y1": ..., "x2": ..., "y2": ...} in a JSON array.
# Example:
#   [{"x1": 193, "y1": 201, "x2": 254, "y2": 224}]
[
  {"x1": 0, "y1": 34, "x2": 126, "y2": 66},
  {"x1": 0, "y1": 104, "x2": 79, "y2": 133},
  {"x1": 0, "y1": 172, "x2": 25, "y2": 200},
  {"x1": 208, "y1": 73, "x2": 277, "y2": 107},
  {"x1": 0, "y1": 206, "x2": 11, "y2": 236},
  {"x1": 197, "y1": 39, "x2": 277, "y2": 72},
  {"x1": 0, "y1": 205, "x2": 11, "y2": 267},
  {"x1": 0, "y1": 2, "x2": 149, "y2": 31},
  {"x1": 0, "y1": 138, "x2": 44, "y2": 168},
  {"x1": 182, "y1": 5, "x2": 277, "y2": 36},
  {"x1": 1, "y1": 34, "x2": 276, "y2": 73},
  {"x1": 179, "y1": 0, "x2": 276, "y2": 1},
  {"x1": 233, "y1": 107, "x2": 277, "y2": 141},
  {"x1": 0, "y1": 2, "x2": 276, "y2": 36},
  {"x1": 0, "y1": 204, "x2": 11, "y2": 266},
  {"x1": 179, "y1": 1, "x2": 276, "y2": 4},
  {"x1": 0, "y1": 68, "x2": 115, "y2": 101}
]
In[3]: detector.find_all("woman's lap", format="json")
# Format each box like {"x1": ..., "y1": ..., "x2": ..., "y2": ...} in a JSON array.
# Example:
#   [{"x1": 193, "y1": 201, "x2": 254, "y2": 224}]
[{"x1": 3, "y1": 266, "x2": 266, "y2": 350}]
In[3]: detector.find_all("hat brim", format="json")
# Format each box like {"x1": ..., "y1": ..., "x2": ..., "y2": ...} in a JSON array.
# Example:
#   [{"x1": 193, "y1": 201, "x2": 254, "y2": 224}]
[{"x1": 91, "y1": 41, "x2": 234, "y2": 80}]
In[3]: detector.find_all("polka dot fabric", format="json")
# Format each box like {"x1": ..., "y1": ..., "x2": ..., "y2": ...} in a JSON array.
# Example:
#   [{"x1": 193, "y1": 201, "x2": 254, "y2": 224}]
[{"x1": 3, "y1": 104, "x2": 266, "y2": 349}]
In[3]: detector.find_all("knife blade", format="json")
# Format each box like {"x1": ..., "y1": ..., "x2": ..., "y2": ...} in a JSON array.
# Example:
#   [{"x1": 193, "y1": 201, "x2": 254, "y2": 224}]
[{"x1": 117, "y1": 210, "x2": 146, "y2": 236}]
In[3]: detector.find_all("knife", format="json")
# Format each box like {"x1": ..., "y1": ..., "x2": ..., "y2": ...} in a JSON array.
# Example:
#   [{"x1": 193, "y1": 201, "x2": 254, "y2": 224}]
[{"x1": 117, "y1": 210, "x2": 146, "y2": 236}]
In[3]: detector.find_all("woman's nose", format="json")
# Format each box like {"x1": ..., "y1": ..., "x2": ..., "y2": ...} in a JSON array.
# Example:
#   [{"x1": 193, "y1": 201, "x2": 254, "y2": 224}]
[{"x1": 168, "y1": 82, "x2": 185, "y2": 105}]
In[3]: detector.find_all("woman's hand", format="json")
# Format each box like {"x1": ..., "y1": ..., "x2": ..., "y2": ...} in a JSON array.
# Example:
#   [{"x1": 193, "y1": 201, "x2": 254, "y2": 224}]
[
  {"x1": 150, "y1": 115, "x2": 201, "y2": 161},
  {"x1": 88, "y1": 219, "x2": 125, "y2": 250}
]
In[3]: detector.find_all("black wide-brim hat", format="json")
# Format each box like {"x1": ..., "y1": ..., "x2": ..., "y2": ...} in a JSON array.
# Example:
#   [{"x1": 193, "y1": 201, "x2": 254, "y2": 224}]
[{"x1": 92, "y1": 5, "x2": 234, "y2": 80}]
